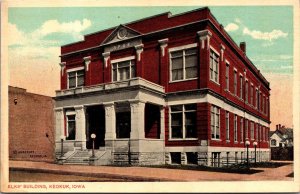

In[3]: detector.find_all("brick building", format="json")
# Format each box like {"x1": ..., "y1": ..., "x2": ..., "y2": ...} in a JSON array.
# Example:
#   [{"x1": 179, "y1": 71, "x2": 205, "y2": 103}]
[
  {"x1": 55, "y1": 7, "x2": 270, "y2": 166},
  {"x1": 9, "y1": 86, "x2": 55, "y2": 162}
]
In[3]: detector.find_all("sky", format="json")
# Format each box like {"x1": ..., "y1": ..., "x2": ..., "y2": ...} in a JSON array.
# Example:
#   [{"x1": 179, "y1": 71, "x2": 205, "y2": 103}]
[{"x1": 7, "y1": 6, "x2": 293, "y2": 130}]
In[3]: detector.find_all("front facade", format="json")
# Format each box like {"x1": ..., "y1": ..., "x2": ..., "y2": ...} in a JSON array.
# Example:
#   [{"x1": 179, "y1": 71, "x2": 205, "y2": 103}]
[{"x1": 55, "y1": 7, "x2": 271, "y2": 166}]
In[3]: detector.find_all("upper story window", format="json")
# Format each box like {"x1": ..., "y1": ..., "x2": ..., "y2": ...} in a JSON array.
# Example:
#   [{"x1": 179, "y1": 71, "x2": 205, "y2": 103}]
[
  {"x1": 240, "y1": 75, "x2": 243, "y2": 99},
  {"x1": 234, "y1": 70, "x2": 237, "y2": 95},
  {"x1": 170, "y1": 104, "x2": 197, "y2": 139},
  {"x1": 67, "y1": 68, "x2": 84, "y2": 89},
  {"x1": 112, "y1": 57, "x2": 136, "y2": 81},
  {"x1": 225, "y1": 63, "x2": 229, "y2": 91},
  {"x1": 209, "y1": 49, "x2": 219, "y2": 83},
  {"x1": 245, "y1": 81, "x2": 248, "y2": 103},
  {"x1": 255, "y1": 89, "x2": 259, "y2": 109},
  {"x1": 211, "y1": 105, "x2": 220, "y2": 140},
  {"x1": 250, "y1": 84, "x2": 254, "y2": 105},
  {"x1": 170, "y1": 45, "x2": 197, "y2": 81}
]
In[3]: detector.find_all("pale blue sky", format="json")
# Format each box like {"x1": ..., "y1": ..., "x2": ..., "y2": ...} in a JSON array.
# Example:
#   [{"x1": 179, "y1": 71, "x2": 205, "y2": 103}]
[{"x1": 8, "y1": 6, "x2": 293, "y2": 74}]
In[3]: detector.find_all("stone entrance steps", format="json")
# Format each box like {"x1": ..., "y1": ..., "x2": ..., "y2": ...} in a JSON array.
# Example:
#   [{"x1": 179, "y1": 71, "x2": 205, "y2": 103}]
[{"x1": 64, "y1": 150, "x2": 90, "y2": 165}]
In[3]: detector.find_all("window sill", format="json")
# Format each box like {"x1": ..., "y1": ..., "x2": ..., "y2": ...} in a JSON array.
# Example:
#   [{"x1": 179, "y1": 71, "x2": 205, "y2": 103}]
[
  {"x1": 169, "y1": 77, "x2": 198, "y2": 83},
  {"x1": 211, "y1": 138, "x2": 221, "y2": 141},
  {"x1": 209, "y1": 79, "x2": 220, "y2": 86},
  {"x1": 168, "y1": 138, "x2": 198, "y2": 141},
  {"x1": 226, "y1": 140, "x2": 230, "y2": 143}
]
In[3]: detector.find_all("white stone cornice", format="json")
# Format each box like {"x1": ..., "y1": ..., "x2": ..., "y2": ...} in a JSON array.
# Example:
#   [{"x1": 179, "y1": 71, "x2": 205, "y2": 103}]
[
  {"x1": 59, "y1": 62, "x2": 66, "y2": 76},
  {"x1": 83, "y1": 56, "x2": 91, "y2": 71},
  {"x1": 197, "y1": 30, "x2": 212, "y2": 50},
  {"x1": 158, "y1": 38, "x2": 169, "y2": 57},
  {"x1": 220, "y1": 44, "x2": 225, "y2": 62},
  {"x1": 102, "y1": 52, "x2": 110, "y2": 68},
  {"x1": 134, "y1": 44, "x2": 144, "y2": 61}
]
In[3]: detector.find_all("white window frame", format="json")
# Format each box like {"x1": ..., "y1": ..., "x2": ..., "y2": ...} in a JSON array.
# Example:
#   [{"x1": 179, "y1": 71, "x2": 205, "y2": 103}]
[
  {"x1": 245, "y1": 119, "x2": 249, "y2": 140},
  {"x1": 234, "y1": 69, "x2": 237, "y2": 95},
  {"x1": 240, "y1": 118, "x2": 244, "y2": 143},
  {"x1": 111, "y1": 56, "x2": 136, "y2": 82},
  {"x1": 226, "y1": 111, "x2": 230, "y2": 141},
  {"x1": 245, "y1": 80, "x2": 248, "y2": 103},
  {"x1": 234, "y1": 115, "x2": 238, "y2": 142},
  {"x1": 225, "y1": 61, "x2": 230, "y2": 91},
  {"x1": 211, "y1": 105, "x2": 220, "y2": 140},
  {"x1": 250, "y1": 84, "x2": 254, "y2": 106},
  {"x1": 67, "y1": 67, "x2": 85, "y2": 89},
  {"x1": 239, "y1": 74, "x2": 243, "y2": 99},
  {"x1": 209, "y1": 47, "x2": 220, "y2": 84},
  {"x1": 169, "y1": 43, "x2": 198, "y2": 82},
  {"x1": 250, "y1": 121, "x2": 254, "y2": 140},
  {"x1": 255, "y1": 88, "x2": 259, "y2": 109},
  {"x1": 169, "y1": 104, "x2": 197, "y2": 140},
  {"x1": 65, "y1": 111, "x2": 76, "y2": 140}
]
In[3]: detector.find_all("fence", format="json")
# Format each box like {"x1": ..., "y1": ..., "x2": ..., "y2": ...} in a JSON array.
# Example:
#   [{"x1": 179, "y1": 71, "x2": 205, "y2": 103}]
[{"x1": 271, "y1": 147, "x2": 293, "y2": 161}]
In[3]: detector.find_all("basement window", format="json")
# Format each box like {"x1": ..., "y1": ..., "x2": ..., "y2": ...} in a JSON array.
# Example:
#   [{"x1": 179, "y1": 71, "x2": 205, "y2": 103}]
[
  {"x1": 186, "y1": 152, "x2": 198, "y2": 165},
  {"x1": 170, "y1": 152, "x2": 181, "y2": 164}
]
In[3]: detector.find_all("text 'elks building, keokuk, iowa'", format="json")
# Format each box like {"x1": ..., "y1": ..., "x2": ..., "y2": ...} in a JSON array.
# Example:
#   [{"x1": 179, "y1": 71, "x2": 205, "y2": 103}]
[{"x1": 55, "y1": 7, "x2": 271, "y2": 166}]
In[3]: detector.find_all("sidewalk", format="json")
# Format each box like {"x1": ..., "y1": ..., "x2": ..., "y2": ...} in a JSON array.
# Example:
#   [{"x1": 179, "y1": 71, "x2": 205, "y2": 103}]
[{"x1": 9, "y1": 160, "x2": 293, "y2": 181}]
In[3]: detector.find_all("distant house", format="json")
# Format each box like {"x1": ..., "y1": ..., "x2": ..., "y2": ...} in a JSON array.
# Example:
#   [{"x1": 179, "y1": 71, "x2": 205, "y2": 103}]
[
  {"x1": 269, "y1": 124, "x2": 293, "y2": 148},
  {"x1": 9, "y1": 86, "x2": 55, "y2": 162}
]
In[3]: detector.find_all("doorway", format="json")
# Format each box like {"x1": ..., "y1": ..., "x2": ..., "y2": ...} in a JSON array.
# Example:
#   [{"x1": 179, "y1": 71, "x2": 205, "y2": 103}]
[{"x1": 86, "y1": 105, "x2": 105, "y2": 149}]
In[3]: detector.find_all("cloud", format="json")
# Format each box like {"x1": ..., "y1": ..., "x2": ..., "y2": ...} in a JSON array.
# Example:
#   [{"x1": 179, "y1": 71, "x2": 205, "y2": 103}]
[
  {"x1": 32, "y1": 19, "x2": 91, "y2": 40},
  {"x1": 224, "y1": 23, "x2": 239, "y2": 32},
  {"x1": 243, "y1": 27, "x2": 288, "y2": 41},
  {"x1": 8, "y1": 23, "x2": 27, "y2": 46}
]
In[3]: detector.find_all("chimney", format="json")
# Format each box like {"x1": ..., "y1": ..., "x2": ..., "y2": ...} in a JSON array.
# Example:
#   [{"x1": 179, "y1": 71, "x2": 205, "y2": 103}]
[
  {"x1": 279, "y1": 124, "x2": 281, "y2": 129},
  {"x1": 276, "y1": 125, "x2": 278, "y2": 130},
  {"x1": 240, "y1": 42, "x2": 246, "y2": 53}
]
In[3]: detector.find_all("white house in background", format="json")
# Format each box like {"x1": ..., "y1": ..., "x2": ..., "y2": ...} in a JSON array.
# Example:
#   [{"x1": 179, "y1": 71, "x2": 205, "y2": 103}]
[{"x1": 269, "y1": 124, "x2": 293, "y2": 148}]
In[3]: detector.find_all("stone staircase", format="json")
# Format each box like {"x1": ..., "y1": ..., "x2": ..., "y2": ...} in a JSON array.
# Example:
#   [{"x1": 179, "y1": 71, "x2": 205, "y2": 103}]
[{"x1": 64, "y1": 150, "x2": 90, "y2": 165}]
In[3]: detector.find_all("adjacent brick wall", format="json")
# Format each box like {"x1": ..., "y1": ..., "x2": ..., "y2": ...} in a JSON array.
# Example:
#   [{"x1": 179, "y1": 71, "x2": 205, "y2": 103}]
[{"x1": 9, "y1": 86, "x2": 55, "y2": 162}]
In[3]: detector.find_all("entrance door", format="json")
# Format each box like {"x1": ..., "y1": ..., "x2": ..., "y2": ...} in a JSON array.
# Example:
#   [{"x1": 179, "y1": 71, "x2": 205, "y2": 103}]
[{"x1": 86, "y1": 105, "x2": 105, "y2": 149}]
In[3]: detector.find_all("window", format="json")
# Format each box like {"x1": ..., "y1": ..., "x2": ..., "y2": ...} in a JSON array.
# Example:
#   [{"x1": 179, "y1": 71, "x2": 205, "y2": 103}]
[
  {"x1": 211, "y1": 105, "x2": 220, "y2": 139},
  {"x1": 226, "y1": 111, "x2": 230, "y2": 141},
  {"x1": 186, "y1": 152, "x2": 198, "y2": 164},
  {"x1": 212, "y1": 152, "x2": 221, "y2": 167},
  {"x1": 234, "y1": 115, "x2": 238, "y2": 142},
  {"x1": 116, "y1": 111, "x2": 131, "y2": 138},
  {"x1": 170, "y1": 152, "x2": 181, "y2": 164},
  {"x1": 245, "y1": 119, "x2": 248, "y2": 139},
  {"x1": 245, "y1": 81, "x2": 248, "y2": 103},
  {"x1": 170, "y1": 47, "x2": 197, "y2": 81},
  {"x1": 240, "y1": 118, "x2": 244, "y2": 142},
  {"x1": 66, "y1": 113, "x2": 76, "y2": 140},
  {"x1": 226, "y1": 63, "x2": 229, "y2": 90},
  {"x1": 209, "y1": 49, "x2": 219, "y2": 83},
  {"x1": 240, "y1": 75, "x2": 243, "y2": 99},
  {"x1": 170, "y1": 104, "x2": 197, "y2": 139},
  {"x1": 250, "y1": 121, "x2": 254, "y2": 140},
  {"x1": 256, "y1": 123, "x2": 258, "y2": 141},
  {"x1": 256, "y1": 89, "x2": 259, "y2": 108},
  {"x1": 271, "y1": 139, "x2": 276, "y2": 146},
  {"x1": 112, "y1": 59, "x2": 136, "y2": 81},
  {"x1": 266, "y1": 98, "x2": 269, "y2": 116},
  {"x1": 250, "y1": 85, "x2": 254, "y2": 105},
  {"x1": 234, "y1": 71, "x2": 237, "y2": 95},
  {"x1": 68, "y1": 69, "x2": 84, "y2": 88},
  {"x1": 262, "y1": 96, "x2": 265, "y2": 113}
]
